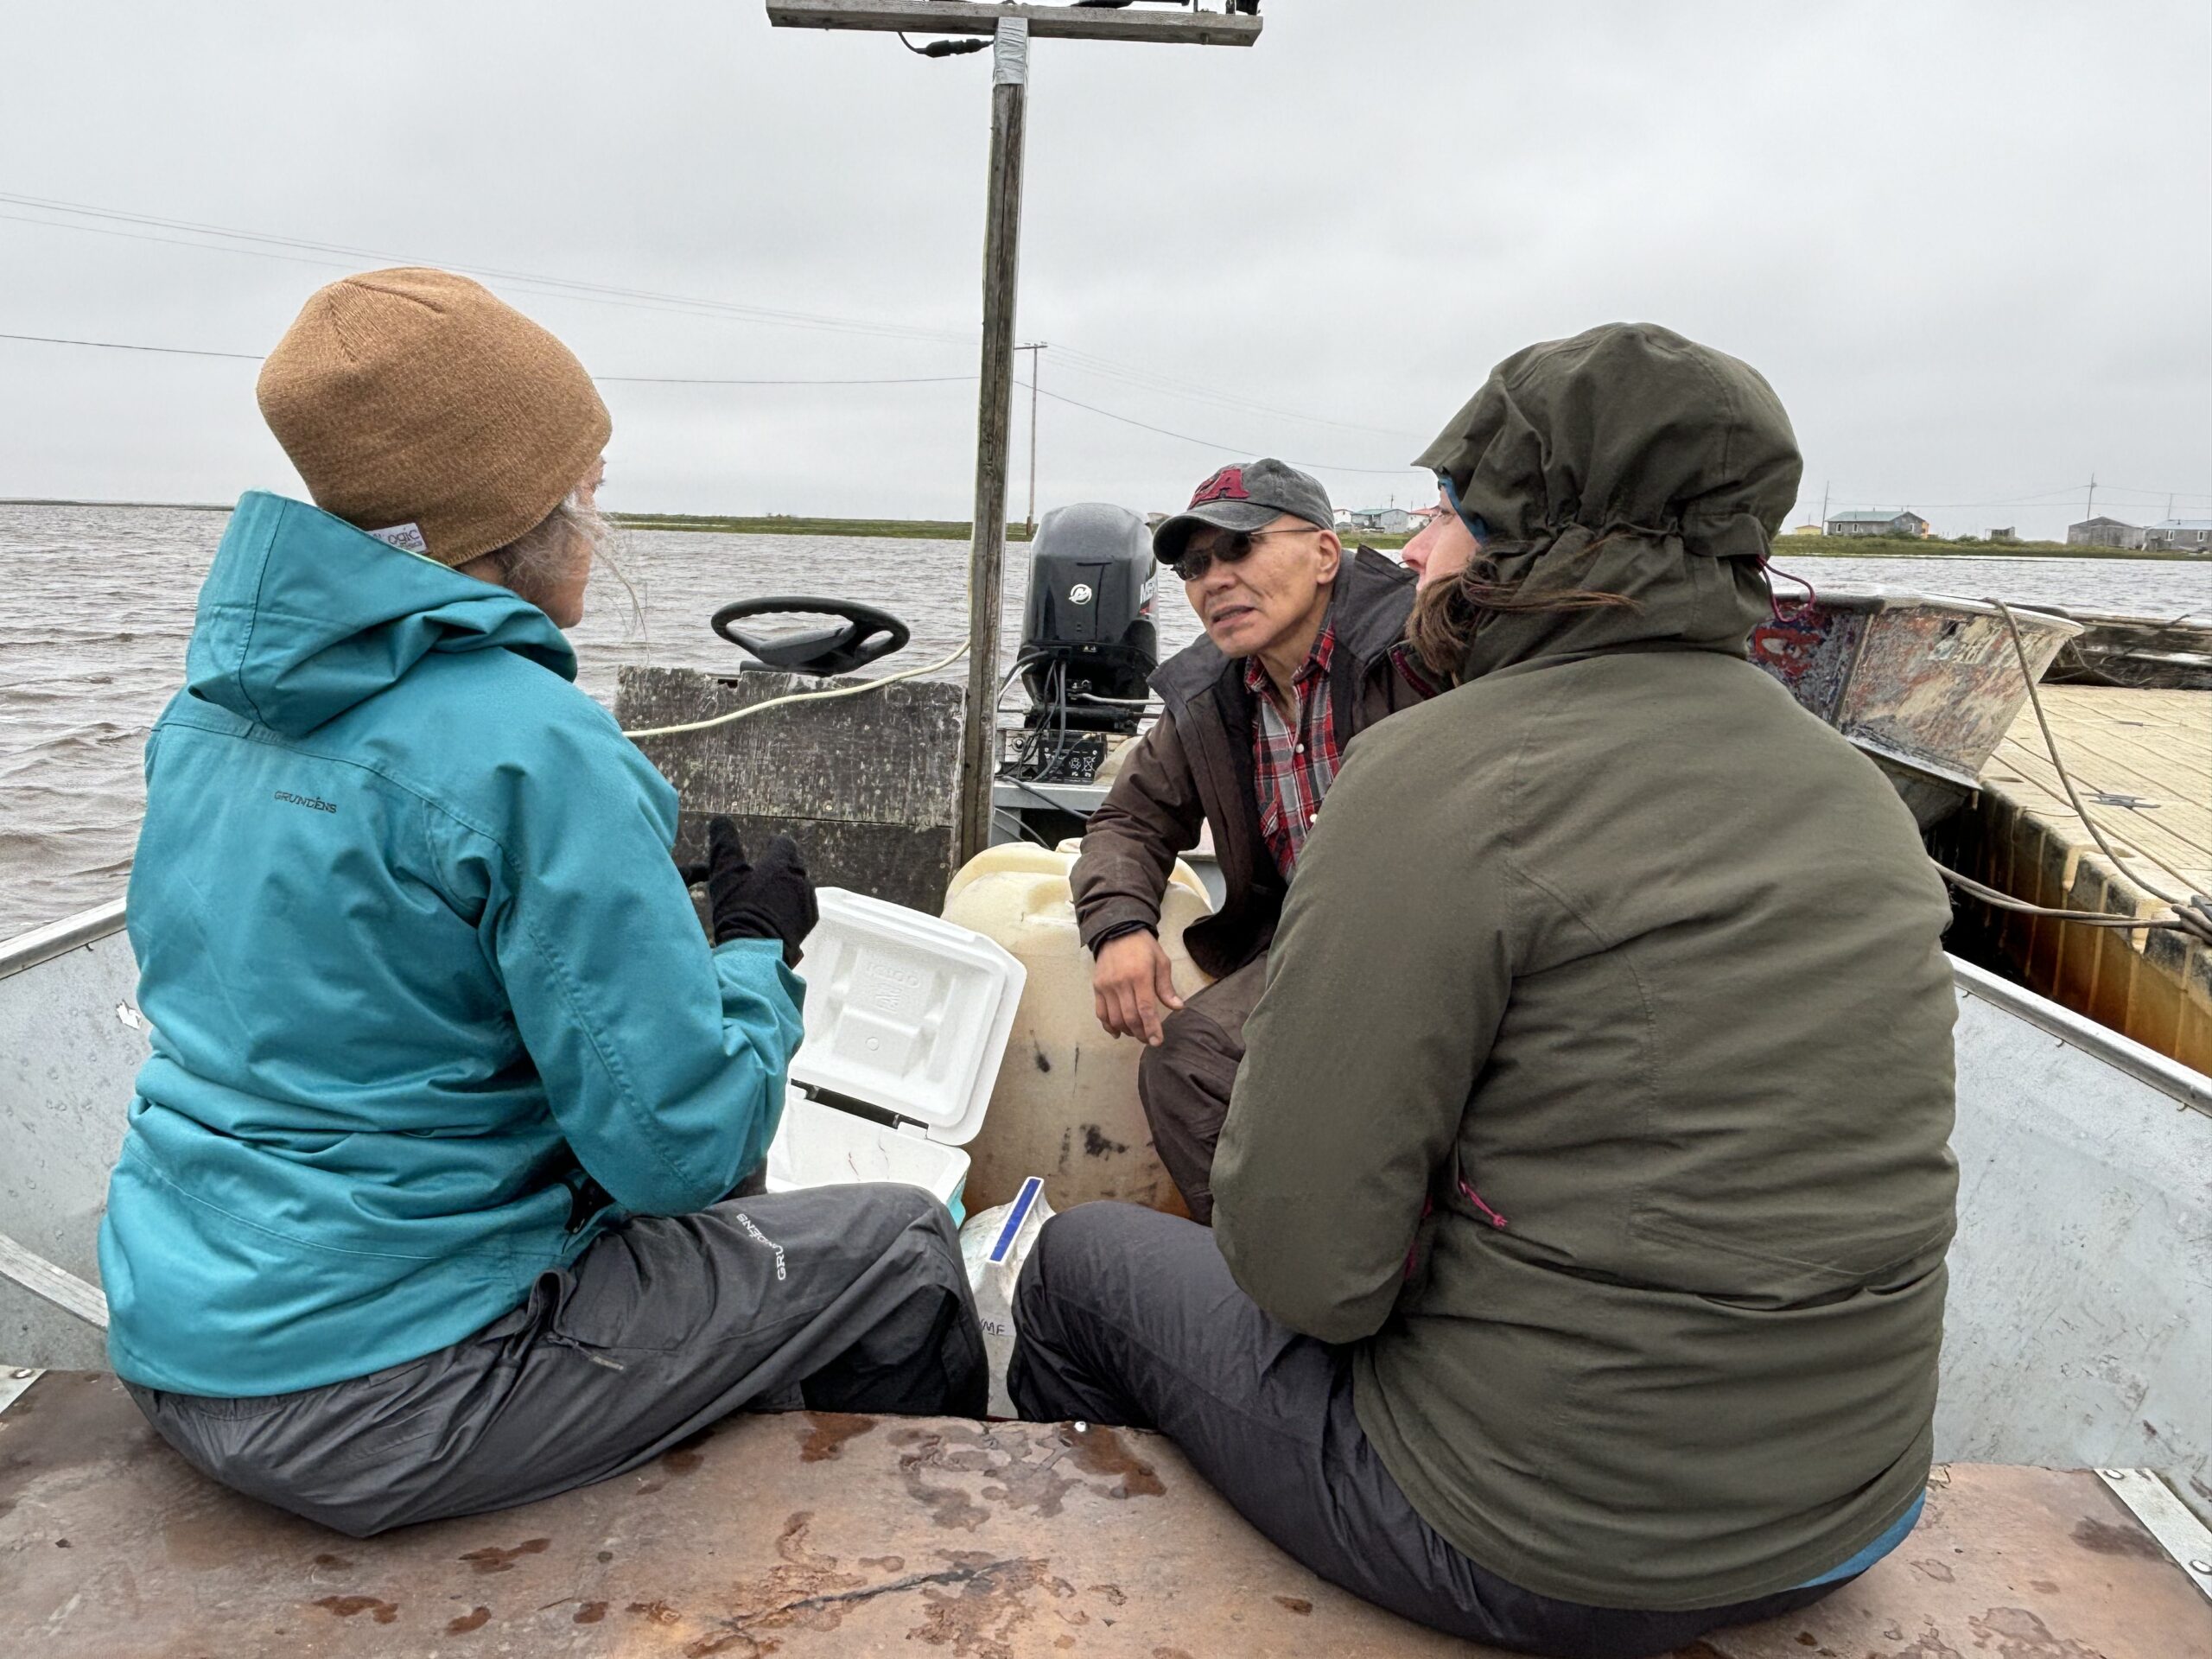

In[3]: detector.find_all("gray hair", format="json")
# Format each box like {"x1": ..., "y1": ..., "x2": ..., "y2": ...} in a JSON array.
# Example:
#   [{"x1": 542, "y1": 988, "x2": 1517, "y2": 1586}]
[{"x1": 486, "y1": 490, "x2": 644, "y2": 634}]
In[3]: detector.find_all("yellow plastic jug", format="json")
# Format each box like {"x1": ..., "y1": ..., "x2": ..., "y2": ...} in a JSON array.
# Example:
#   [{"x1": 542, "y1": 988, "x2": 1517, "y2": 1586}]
[{"x1": 943, "y1": 842, "x2": 1214, "y2": 1216}]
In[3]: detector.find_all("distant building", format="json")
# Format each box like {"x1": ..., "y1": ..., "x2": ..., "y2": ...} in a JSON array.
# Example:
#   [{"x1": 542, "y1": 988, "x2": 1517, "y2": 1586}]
[
  {"x1": 2067, "y1": 517, "x2": 2144, "y2": 550},
  {"x1": 1987, "y1": 527, "x2": 2018, "y2": 543},
  {"x1": 2143, "y1": 518, "x2": 2212, "y2": 555},
  {"x1": 1344, "y1": 506, "x2": 1415, "y2": 534},
  {"x1": 1826, "y1": 510, "x2": 1930, "y2": 538}
]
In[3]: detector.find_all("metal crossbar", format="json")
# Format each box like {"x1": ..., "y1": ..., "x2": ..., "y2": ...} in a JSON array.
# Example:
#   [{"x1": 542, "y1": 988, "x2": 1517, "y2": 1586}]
[{"x1": 0, "y1": 1231, "x2": 109, "y2": 1330}]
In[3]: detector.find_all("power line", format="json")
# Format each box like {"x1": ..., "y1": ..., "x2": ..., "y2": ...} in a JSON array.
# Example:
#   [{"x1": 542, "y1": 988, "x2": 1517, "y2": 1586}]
[
  {"x1": 1048, "y1": 345, "x2": 1427, "y2": 442},
  {"x1": 0, "y1": 330, "x2": 261, "y2": 361},
  {"x1": 1031, "y1": 384, "x2": 1419, "y2": 477},
  {"x1": 600, "y1": 372, "x2": 973, "y2": 386},
  {"x1": 0, "y1": 332, "x2": 972, "y2": 385},
  {"x1": 0, "y1": 188, "x2": 1442, "y2": 443},
  {"x1": 2093, "y1": 482, "x2": 2212, "y2": 501},
  {"x1": 8, "y1": 322, "x2": 2199, "y2": 502},
  {"x1": 0, "y1": 327, "x2": 1419, "y2": 474},
  {"x1": 0, "y1": 196, "x2": 972, "y2": 346}
]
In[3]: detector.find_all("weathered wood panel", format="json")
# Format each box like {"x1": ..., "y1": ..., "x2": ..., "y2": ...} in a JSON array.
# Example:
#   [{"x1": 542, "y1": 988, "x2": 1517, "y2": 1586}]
[{"x1": 617, "y1": 666, "x2": 963, "y2": 914}]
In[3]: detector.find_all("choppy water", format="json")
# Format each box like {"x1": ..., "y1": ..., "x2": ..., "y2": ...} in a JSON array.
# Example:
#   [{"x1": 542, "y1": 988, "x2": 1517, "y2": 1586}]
[{"x1": 3, "y1": 502, "x2": 2208, "y2": 940}]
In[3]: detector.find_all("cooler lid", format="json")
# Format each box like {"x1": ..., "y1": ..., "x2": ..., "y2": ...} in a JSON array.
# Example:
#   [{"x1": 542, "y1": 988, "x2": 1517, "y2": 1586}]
[{"x1": 789, "y1": 887, "x2": 1026, "y2": 1147}]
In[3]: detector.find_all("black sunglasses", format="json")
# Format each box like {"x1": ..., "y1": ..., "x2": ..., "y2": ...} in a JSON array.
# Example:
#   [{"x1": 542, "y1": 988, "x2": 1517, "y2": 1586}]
[{"x1": 1170, "y1": 525, "x2": 1319, "y2": 583}]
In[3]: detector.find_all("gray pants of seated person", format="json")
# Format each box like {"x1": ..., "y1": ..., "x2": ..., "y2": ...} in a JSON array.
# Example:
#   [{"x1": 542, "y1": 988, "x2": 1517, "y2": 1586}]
[
  {"x1": 1007, "y1": 1203, "x2": 1849, "y2": 1659},
  {"x1": 128, "y1": 1184, "x2": 986, "y2": 1538}
]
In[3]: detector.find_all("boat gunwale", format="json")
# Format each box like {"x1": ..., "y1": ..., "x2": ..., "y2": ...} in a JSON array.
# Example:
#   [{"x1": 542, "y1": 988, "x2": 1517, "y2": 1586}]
[
  {"x1": 5, "y1": 899, "x2": 2201, "y2": 1116},
  {"x1": 1799, "y1": 583, "x2": 2088, "y2": 638},
  {"x1": 1952, "y1": 956, "x2": 2212, "y2": 1117},
  {"x1": 0, "y1": 899, "x2": 126, "y2": 983}
]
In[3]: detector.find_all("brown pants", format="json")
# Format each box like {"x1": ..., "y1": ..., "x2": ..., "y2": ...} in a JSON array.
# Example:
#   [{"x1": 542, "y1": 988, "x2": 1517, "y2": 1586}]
[{"x1": 1136, "y1": 955, "x2": 1268, "y2": 1225}]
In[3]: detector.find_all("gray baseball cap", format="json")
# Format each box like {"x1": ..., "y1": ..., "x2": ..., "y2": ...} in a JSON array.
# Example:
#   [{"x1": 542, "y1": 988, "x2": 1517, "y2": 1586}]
[{"x1": 1152, "y1": 458, "x2": 1335, "y2": 567}]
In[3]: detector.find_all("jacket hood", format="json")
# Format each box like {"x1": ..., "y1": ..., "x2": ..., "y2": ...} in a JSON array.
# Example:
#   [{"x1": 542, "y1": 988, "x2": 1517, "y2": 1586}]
[
  {"x1": 185, "y1": 492, "x2": 576, "y2": 736},
  {"x1": 1413, "y1": 323, "x2": 1802, "y2": 680}
]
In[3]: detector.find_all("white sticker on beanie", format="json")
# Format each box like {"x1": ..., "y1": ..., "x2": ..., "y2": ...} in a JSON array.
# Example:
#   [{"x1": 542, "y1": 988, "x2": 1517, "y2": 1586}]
[{"x1": 366, "y1": 522, "x2": 429, "y2": 555}]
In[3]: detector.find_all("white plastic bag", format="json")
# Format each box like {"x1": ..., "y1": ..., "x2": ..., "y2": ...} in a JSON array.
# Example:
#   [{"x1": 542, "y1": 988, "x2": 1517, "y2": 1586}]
[{"x1": 957, "y1": 1175, "x2": 1055, "y2": 1418}]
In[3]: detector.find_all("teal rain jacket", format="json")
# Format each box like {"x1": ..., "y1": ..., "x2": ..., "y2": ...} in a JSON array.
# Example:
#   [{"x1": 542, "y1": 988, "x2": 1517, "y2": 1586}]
[{"x1": 99, "y1": 493, "x2": 804, "y2": 1398}]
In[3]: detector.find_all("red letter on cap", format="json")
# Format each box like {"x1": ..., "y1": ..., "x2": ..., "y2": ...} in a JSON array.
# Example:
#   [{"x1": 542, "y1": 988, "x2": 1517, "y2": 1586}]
[{"x1": 1190, "y1": 466, "x2": 1250, "y2": 505}]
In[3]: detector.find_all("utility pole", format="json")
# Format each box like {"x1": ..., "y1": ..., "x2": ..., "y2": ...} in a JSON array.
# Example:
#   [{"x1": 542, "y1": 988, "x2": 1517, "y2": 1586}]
[
  {"x1": 2086, "y1": 473, "x2": 2097, "y2": 524},
  {"x1": 1819, "y1": 481, "x2": 1829, "y2": 534},
  {"x1": 767, "y1": 2, "x2": 1262, "y2": 865},
  {"x1": 1018, "y1": 340, "x2": 1047, "y2": 536}
]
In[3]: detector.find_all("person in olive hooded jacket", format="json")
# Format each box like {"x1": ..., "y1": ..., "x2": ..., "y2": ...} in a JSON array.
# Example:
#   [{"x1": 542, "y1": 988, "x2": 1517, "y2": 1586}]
[{"x1": 1008, "y1": 323, "x2": 1958, "y2": 1659}]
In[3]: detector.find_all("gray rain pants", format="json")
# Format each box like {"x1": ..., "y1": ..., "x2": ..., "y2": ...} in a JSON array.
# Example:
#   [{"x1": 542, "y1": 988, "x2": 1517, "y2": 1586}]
[
  {"x1": 1136, "y1": 954, "x2": 1267, "y2": 1225},
  {"x1": 1007, "y1": 1202, "x2": 1848, "y2": 1659},
  {"x1": 127, "y1": 1183, "x2": 986, "y2": 1537}
]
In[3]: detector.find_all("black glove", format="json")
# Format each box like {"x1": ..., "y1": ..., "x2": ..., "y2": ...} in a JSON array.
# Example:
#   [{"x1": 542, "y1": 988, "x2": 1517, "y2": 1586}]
[{"x1": 703, "y1": 817, "x2": 818, "y2": 965}]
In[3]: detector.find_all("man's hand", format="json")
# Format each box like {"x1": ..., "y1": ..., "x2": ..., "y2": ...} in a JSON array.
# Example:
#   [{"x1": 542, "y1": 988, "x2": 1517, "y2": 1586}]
[{"x1": 1092, "y1": 929, "x2": 1185, "y2": 1046}]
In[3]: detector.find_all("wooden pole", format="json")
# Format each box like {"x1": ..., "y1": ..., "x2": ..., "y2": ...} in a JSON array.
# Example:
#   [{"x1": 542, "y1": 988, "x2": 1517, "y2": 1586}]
[
  {"x1": 1020, "y1": 340, "x2": 1045, "y2": 535},
  {"x1": 957, "y1": 16, "x2": 1029, "y2": 865}
]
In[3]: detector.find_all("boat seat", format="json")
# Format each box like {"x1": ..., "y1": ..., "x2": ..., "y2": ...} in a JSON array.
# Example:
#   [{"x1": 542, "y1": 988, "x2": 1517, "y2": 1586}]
[{"x1": 3, "y1": 1370, "x2": 2206, "y2": 1657}]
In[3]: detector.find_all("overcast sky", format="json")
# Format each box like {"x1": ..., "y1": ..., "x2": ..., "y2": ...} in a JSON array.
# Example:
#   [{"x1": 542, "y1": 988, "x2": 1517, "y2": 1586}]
[{"x1": 3, "y1": 1, "x2": 2206, "y2": 539}]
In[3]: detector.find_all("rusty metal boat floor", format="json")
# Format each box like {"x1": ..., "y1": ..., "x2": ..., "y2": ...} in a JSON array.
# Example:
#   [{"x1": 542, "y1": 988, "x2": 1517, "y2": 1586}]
[{"x1": 3, "y1": 1374, "x2": 2209, "y2": 1658}]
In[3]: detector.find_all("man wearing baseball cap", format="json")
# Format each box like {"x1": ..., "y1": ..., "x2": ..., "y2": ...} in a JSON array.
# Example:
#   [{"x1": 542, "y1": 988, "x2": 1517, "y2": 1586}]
[{"x1": 1071, "y1": 458, "x2": 1437, "y2": 1223}]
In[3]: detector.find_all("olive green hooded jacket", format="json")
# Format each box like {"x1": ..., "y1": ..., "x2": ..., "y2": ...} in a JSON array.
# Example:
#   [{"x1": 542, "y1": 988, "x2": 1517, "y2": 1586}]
[{"x1": 1212, "y1": 324, "x2": 1958, "y2": 1611}]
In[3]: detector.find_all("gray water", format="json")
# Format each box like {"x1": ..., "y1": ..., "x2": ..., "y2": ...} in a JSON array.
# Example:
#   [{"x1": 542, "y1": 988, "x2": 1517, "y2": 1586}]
[{"x1": 3, "y1": 502, "x2": 2209, "y2": 941}]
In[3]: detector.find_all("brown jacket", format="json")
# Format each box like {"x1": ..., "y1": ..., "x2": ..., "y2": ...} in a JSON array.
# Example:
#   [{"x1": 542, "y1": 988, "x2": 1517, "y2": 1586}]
[{"x1": 1071, "y1": 548, "x2": 1423, "y2": 979}]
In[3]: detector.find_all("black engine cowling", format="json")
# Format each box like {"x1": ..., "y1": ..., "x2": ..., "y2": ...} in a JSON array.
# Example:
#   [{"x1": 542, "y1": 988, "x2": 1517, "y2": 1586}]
[{"x1": 1019, "y1": 502, "x2": 1158, "y2": 733}]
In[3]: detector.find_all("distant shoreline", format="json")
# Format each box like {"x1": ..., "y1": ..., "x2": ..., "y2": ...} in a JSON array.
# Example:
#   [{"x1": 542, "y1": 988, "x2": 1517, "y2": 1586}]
[
  {"x1": 1770, "y1": 534, "x2": 2202, "y2": 563},
  {"x1": 4, "y1": 502, "x2": 2202, "y2": 561},
  {"x1": 0, "y1": 497, "x2": 232, "y2": 512},
  {"x1": 608, "y1": 512, "x2": 1039, "y2": 543}
]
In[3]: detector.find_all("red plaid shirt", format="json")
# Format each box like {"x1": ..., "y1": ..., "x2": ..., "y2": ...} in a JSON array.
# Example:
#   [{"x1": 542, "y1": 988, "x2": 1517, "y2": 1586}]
[
  {"x1": 1245, "y1": 625, "x2": 1344, "y2": 878},
  {"x1": 1246, "y1": 629, "x2": 1442, "y2": 879}
]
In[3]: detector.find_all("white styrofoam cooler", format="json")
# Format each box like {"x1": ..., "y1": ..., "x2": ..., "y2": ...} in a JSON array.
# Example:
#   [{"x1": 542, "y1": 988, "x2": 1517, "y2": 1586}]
[{"x1": 762, "y1": 887, "x2": 1025, "y2": 1221}]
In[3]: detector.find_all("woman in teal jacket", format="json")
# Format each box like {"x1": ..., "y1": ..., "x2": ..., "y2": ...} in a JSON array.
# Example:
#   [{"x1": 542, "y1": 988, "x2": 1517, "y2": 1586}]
[{"x1": 99, "y1": 269, "x2": 984, "y2": 1536}]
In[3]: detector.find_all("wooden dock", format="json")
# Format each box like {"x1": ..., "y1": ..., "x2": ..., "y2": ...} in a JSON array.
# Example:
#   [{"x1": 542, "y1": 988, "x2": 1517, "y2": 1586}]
[{"x1": 1951, "y1": 684, "x2": 2211, "y2": 1073}]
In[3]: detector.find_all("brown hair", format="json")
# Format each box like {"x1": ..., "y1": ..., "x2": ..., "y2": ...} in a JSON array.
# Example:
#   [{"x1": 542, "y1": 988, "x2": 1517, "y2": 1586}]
[{"x1": 1406, "y1": 536, "x2": 1638, "y2": 683}]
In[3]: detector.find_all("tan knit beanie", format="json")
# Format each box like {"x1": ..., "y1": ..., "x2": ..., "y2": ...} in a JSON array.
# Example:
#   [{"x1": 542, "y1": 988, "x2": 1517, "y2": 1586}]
[{"x1": 256, "y1": 268, "x2": 611, "y2": 567}]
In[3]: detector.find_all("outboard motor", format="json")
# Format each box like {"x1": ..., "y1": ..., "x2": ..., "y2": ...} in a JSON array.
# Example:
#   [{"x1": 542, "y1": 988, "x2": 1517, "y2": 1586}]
[{"x1": 1013, "y1": 503, "x2": 1159, "y2": 781}]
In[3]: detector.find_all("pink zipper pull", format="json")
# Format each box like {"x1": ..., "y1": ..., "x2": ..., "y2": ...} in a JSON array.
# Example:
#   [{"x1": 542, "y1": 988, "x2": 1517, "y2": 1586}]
[{"x1": 1458, "y1": 1177, "x2": 1509, "y2": 1230}]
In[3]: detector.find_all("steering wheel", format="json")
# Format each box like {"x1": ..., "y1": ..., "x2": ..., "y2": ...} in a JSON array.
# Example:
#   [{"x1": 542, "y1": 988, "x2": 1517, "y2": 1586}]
[{"x1": 710, "y1": 596, "x2": 912, "y2": 677}]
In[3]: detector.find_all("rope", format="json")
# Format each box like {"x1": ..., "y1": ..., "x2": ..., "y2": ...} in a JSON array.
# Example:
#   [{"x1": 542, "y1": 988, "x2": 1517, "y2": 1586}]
[
  {"x1": 1932, "y1": 863, "x2": 2204, "y2": 931},
  {"x1": 620, "y1": 639, "x2": 969, "y2": 740},
  {"x1": 1948, "y1": 601, "x2": 2212, "y2": 946}
]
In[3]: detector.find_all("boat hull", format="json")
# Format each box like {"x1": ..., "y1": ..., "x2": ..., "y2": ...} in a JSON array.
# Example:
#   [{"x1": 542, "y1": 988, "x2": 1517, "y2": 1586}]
[
  {"x1": 3, "y1": 908, "x2": 2207, "y2": 1520},
  {"x1": 1750, "y1": 586, "x2": 2082, "y2": 829}
]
